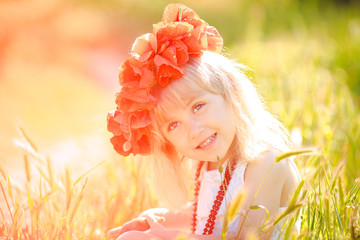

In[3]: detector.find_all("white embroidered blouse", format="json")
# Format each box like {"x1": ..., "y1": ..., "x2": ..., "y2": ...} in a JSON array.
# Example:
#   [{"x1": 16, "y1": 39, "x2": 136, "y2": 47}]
[{"x1": 194, "y1": 161, "x2": 300, "y2": 239}]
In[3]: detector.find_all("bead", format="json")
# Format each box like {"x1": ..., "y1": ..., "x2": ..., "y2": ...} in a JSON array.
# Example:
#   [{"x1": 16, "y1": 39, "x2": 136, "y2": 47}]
[
  {"x1": 216, "y1": 195, "x2": 223, "y2": 201},
  {"x1": 193, "y1": 162, "x2": 237, "y2": 235},
  {"x1": 213, "y1": 205, "x2": 219, "y2": 211}
]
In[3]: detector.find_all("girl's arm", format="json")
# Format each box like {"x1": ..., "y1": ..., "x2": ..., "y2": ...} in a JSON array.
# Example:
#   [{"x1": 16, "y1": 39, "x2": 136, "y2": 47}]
[
  {"x1": 108, "y1": 203, "x2": 193, "y2": 238},
  {"x1": 112, "y1": 214, "x2": 224, "y2": 240},
  {"x1": 139, "y1": 202, "x2": 193, "y2": 231},
  {"x1": 237, "y1": 150, "x2": 301, "y2": 239},
  {"x1": 144, "y1": 215, "x2": 224, "y2": 240}
]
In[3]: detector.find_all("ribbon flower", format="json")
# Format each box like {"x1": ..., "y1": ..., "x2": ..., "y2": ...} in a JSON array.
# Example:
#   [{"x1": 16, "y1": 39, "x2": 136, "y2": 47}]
[{"x1": 107, "y1": 3, "x2": 223, "y2": 156}]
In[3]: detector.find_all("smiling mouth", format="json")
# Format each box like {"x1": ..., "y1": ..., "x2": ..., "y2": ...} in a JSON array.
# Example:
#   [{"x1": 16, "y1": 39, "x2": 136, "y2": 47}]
[{"x1": 196, "y1": 133, "x2": 217, "y2": 149}]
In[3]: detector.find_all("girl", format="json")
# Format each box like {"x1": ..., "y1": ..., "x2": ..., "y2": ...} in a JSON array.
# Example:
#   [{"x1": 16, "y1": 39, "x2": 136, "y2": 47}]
[{"x1": 107, "y1": 4, "x2": 301, "y2": 240}]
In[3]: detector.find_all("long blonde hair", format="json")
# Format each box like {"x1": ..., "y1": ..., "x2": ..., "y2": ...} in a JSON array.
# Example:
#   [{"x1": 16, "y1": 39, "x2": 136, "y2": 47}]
[{"x1": 149, "y1": 51, "x2": 290, "y2": 208}]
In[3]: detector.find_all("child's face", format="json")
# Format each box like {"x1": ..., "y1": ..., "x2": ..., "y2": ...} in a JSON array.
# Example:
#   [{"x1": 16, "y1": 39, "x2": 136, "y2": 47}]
[{"x1": 159, "y1": 86, "x2": 236, "y2": 164}]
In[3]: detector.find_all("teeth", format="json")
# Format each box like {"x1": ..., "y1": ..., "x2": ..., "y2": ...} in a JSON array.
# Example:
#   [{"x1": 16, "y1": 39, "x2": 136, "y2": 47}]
[{"x1": 199, "y1": 134, "x2": 216, "y2": 148}]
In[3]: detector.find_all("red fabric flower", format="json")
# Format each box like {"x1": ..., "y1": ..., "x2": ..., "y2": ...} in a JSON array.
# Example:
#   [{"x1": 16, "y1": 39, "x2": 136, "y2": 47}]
[
  {"x1": 153, "y1": 54, "x2": 184, "y2": 87},
  {"x1": 131, "y1": 33, "x2": 157, "y2": 62},
  {"x1": 161, "y1": 3, "x2": 204, "y2": 29},
  {"x1": 107, "y1": 110, "x2": 151, "y2": 156},
  {"x1": 119, "y1": 58, "x2": 155, "y2": 89},
  {"x1": 183, "y1": 25, "x2": 208, "y2": 56},
  {"x1": 205, "y1": 26, "x2": 223, "y2": 53},
  {"x1": 107, "y1": 3, "x2": 223, "y2": 156},
  {"x1": 154, "y1": 22, "x2": 194, "y2": 43}
]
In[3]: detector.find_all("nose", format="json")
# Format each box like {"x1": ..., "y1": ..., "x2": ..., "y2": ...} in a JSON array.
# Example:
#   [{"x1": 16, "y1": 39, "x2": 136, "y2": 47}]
[{"x1": 187, "y1": 116, "x2": 204, "y2": 140}]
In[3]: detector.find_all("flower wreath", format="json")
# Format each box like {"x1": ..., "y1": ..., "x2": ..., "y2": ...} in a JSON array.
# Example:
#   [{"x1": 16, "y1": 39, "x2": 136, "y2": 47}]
[{"x1": 107, "y1": 4, "x2": 223, "y2": 156}]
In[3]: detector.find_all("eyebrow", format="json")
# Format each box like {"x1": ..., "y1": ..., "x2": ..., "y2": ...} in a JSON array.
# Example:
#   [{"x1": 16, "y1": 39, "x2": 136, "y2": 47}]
[
  {"x1": 184, "y1": 92, "x2": 204, "y2": 107},
  {"x1": 161, "y1": 92, "x2": 204, "y2": 125},
  {"x1": 185, "y1": 97, "x2": 196, "y2": 108}
]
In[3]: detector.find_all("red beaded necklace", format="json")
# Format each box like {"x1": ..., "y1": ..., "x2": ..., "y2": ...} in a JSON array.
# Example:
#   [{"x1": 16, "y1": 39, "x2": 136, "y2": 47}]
[{"x1": 191, "y1": 161, "x2": 236, "y2": 235}]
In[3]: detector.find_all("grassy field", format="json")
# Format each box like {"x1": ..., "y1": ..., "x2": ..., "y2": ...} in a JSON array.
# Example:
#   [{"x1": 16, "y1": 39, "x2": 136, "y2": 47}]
[{"x1": 0, "y1": 0, "x2": 359, "y2": 239}]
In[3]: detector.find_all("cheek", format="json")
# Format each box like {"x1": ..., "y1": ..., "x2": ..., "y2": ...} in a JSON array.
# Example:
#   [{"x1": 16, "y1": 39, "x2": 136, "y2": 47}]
[{"x1": 166, "y1": 134, "x2": 185, "y2": 150}]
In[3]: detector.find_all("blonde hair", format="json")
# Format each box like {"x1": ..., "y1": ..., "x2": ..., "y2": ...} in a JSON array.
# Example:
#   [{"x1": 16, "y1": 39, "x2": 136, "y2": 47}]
[{"x1": 149, "y1": 51, "x2": 290, "y2": 208}]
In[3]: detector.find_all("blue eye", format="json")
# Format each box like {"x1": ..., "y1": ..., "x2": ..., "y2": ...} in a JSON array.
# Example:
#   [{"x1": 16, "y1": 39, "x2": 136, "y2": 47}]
[
  {"x1": 168, "y1": 121, "x2": 180, "y2": 131},
  {"x1": 193, "y1": 103, "x2": 204, "y2": 113}
]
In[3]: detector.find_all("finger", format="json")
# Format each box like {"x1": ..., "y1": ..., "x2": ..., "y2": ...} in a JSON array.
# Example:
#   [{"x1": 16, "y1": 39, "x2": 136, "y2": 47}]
[
  {"x1": 109, "y1": 218, "x2": 150, "y2": 237},
  {"x1": 144, "y1": 215, "x2": 166, "y2": 236},
  {"x1": 144, "y1": 215, "x2": 156, "y2": 227},
  {"x1": 145, "y1": 215, "x2": 164, "y2": 229},
  {"x1": 108, "y1": 222, "x2": 131, "y2": 236},
  {"x1": 155, "y1": 216, "x2": 165, "y2": 224},
  {"x1": 146, "y1": 213, "x2": 165, "y2": 224},
  {"x1": 108, "y1": 226, "x2": 123, "y2": 237}
]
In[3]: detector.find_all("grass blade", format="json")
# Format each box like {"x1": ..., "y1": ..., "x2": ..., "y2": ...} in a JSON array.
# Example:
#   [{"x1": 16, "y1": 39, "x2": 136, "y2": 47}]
[
  {"x1": 18, "y1": 126, "x2": 38, "y2": 153},
  {"x1": 275, "y1": 149, "x2": 314, "y2": 163},
  {"x1": 272, "y1": 203, "x2": 303, "y2": 226},
  {"x1": 250, "y1": 205, "x2": 269, "y2": 224},
  {"x1": 69, "y1": 178, "x2": 88, "y2": 225},
  {"x1": 222, "y1": 189, "x2": 246, "y2": 239},
  {"x1": 289, "y1": 179, "x2": 305, "y2": 208},
  {"x1": 24, "y1": 155, "x2": 31, "y2": 183},
  {"x1": 73, "y1": 161, "x2": 104, "y2": 186},
  {"x1": 0, "y1": 181, "x2": 14, "y2": 224}
]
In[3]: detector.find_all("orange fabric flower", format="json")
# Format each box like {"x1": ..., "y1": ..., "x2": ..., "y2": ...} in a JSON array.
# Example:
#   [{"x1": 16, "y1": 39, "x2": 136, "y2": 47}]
[
  {"x1": 119, "y1": 58, "x2": 155, "y2": 89},
  {"x1": 162, "y1": 3, "x2": 204, "y2": 29},
  {"x1": 183, "y1": 25, "x2": 208, "y2": 56},
  {"x1": 107, "y1": 110, "x2": 151, "y2": 156},
  {"x1": 154, "y1": 22, "x2": 194, "y2": 43},
  {"x1": 116, "y1": 89, "x2": 156, "y2": 112},
  {"x1": 107, "y1": 3, "x2": 223, "y2": 156},
  {"x1": 160, "y1": 40, "x2": 189, "y2": 66},
  {"x1": 205, "y1": 26, "x2": 223, "y2": 53},
  {"x1": 153, "y1": 54, "x2": 184, "y2": 87},
  {"x1": 131, "y1": 33, "x2": 157, "y2": 62}
]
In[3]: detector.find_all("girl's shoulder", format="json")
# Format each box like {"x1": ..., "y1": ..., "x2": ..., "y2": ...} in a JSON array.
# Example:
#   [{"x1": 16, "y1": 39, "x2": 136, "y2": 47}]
[{"x1": 244, "y1": 149, "x2": 300, "y2": 190}]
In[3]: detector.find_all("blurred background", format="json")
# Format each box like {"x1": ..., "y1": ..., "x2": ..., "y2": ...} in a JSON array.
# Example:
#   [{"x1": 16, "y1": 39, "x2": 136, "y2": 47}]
[
  {"x1": 0, "y1": 0, "x2": 360, "y2": 239},
  {"x1": 1, "y1": 0, "x2": 359, "y2": 179},
  {"x1": 0, "y1": 0, "x2": 359, "y2": 236}
]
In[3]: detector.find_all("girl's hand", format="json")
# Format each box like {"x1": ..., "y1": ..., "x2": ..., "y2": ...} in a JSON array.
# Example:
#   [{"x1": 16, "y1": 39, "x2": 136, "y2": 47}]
[
  {"x1": 108, "y1": 214, "x2": 165, "y2": 238},
  {"x1": 145, "y1": 215, "x2": 179, "y2": 240}
]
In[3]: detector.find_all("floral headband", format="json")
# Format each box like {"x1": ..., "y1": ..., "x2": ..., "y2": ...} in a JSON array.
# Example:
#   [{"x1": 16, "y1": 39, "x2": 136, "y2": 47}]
[{"x1": 107, "y1": 4, "x2": 223, "y2": 156}]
